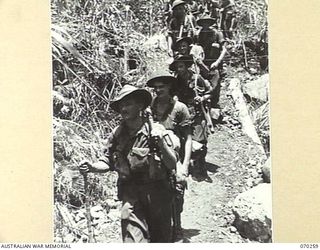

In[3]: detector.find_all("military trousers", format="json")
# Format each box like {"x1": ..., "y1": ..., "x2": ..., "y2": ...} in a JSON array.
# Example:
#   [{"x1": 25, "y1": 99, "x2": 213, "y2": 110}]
[
  {"x1": 119, "y1": 180, "x2": 173, "y2": 243},
  {"x1": 199, "y1": 67, "x2": 221, "y2": 108}
]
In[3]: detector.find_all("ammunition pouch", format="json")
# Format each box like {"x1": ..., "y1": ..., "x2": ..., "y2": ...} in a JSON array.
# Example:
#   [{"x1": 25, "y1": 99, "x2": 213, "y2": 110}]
[
  {"x1": 112, "y1": 151, "x2": 130, "y2": 180},
  {"x1": 127, "y1": 146, "x2": 166, "y2": 181},
  {"x1": 127, "y1": 147, "x2": 150, "y2": 173}
]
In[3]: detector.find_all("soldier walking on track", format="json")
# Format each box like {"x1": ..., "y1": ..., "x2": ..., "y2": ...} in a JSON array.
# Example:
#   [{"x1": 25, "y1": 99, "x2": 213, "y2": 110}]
[
  {"x1": 79, "y1": 85, "x2": 178, "y2": 243},
  {"x1": 169, "y1": 55, "x2": 213, "y2": 183},
  {"x1": 147, "y1": 71, "x2": 193, "y2": 240},
  {"x1": 219, "y1": 0, "x2": 237, "y2": 39},
  {"x1": 167, "y1": 0, "x2": 196, "y2": 57},
  {"x1": 195, "y1": 15, "x2": 227, "y2": 113},
  {"x1": 172, "y1": 36, "x2": 193, "y2": 56}
]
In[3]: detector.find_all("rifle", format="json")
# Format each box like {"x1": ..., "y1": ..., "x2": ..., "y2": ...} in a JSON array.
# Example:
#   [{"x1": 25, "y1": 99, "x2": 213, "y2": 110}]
[
  {"x1": 144, "y1": 110, "x2": 178, "y2": 242},
  {"x1": 193, "y1": 60, "x2": 215, "y2": 134},
  {"x1": 145, "y1": 109, "x2": 162, "y2": 179}
]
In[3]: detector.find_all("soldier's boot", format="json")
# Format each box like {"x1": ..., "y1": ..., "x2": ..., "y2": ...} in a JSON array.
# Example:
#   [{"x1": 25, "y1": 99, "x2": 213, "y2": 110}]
[
  {"x1": 198, "y1": 157, "x2": 213, "y2": 183},
  {"x1": 175, "y1": 213, "x2": 184, "y2": 240}
]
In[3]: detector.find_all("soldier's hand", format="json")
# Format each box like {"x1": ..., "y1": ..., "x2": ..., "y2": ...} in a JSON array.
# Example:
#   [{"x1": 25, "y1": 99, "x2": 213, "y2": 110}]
[
  {"x1": 210, "y1": 61, "x2": 219, "y2": 70},
  {"x1": 181, "y1": 163, "x2": 189, "y2": 176},
  {"x1": 196, "y1": 58, "x2": 202, "y2": 64},
  {"x1": 150, "y1": 129, "x2": 164, "y2": 147},
  {"x1": 176, "y1": 172, "x2": 188, "y2": 188},
  {"x1": 194, "y1": 96, "x2": 204, "y2": 104},
  {"x1": 79, "y1": 161, "x2": 92, "y2": 175}
]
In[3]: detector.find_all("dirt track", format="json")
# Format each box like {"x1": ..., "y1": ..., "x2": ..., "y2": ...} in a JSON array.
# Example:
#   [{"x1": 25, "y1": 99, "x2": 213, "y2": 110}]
[
  {"x1": 145, "y1": 36, "x2": 266, "y2": 243},
  {"x1": 177, "y1": 79, "x2": 264, "y2": 243},
  {"x1": 54, "y1": 35, "x2": 267, "y2": 244}
]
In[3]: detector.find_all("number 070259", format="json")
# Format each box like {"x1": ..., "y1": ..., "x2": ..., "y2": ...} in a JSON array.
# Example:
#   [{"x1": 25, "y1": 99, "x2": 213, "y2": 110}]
[{"x1": 300, "y1": 244, "x2": 319, "y2": 248}]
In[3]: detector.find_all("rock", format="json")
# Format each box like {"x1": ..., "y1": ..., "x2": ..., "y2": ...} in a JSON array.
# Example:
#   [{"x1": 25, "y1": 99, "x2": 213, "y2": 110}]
[
  {"x1": 232, "y1": 183, "x2": 272, "y2": 242},
  {"x1": 254, "y1": 178, "x2": 264, "y2": 186},
  {"x1": 246, "y1": 178, "x2": 253, "y2": 188},
  {"x1": 248, "y1": 159, "x2": 257, "y2": 166},
  {"x1": 242, "y1": 74, "x2": 269, "y2": 102},
  {"x1": 210, "y1": 107, "x2": 221, "y2": 120},
  {"x1": 262, "y1": 158, "x2": 271, "y2": 183},
  {"x1": 107, "y1": 209, "x2": 120, "y2": 222},
  {"x1": 230, "y1": 226, "x2": 237, "y2": 233},
  {"x1": 249, "y1": 68, "x2": 258, "y2": 74},
  {"x1": 250, "y1": 171, "x2": 259, "y2": 179}
]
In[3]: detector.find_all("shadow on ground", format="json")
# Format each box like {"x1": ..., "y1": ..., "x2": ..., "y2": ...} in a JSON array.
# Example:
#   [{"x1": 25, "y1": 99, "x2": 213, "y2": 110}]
[
  {"x1": 206, "y1": 162, "x2": 220, "y2": 173},
  {"x1": 179, "y1": 228, "x2": 201, "y2": 243}
]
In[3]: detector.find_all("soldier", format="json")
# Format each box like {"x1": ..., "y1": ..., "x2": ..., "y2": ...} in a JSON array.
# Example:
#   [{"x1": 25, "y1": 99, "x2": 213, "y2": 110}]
[
  {"x1": 195, "y1": 15, "x2": 227, "y2": 111},
  {"x1": 79, "y1": 84, "x2": 178, "y2": 243},
  {"x1": 172, "y1": 36, "x2": 193, "y2": 56},
  {"x1": 169, "y1": 55, "x2": 213, "y2": 183},
  {"x1": 199, "y1": 0, "x2": 220, "y2": 19},
  {"x1": 146, "y1": 71, "x2": 193, "y2": 239},
  {"x1": 167, "y1": 0, "x2": 196, "y2": 57},
  {"x1": 219, "y1": 0, "x2": 237, "y2": 39},
  {"x1": 173, "y1": 36, "x2": 206, "y2": 72},
  {"x1": 184, "y1": 0, "x2": 201, "y2": 19},
  {"x1": 163, "y1": 0, "x2": 175, "y2": 26}
]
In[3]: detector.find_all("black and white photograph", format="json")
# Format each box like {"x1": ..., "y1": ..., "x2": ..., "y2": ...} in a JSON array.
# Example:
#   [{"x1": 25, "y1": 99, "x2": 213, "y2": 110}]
[{"x1": 52, "y1": 0, "x2": 271, "y2": 243}]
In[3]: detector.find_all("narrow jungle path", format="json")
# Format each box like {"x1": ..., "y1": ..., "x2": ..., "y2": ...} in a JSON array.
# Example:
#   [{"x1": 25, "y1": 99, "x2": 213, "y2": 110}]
[
  {"x1": 146, "y1": 34, "x2": 265, "y2": 243},
  {"x1": 66, "y1": 35, "x2": 267, "y2": 244},
  {"x1": 179, "y1": 82, "x2": 265, "y2": 243}
]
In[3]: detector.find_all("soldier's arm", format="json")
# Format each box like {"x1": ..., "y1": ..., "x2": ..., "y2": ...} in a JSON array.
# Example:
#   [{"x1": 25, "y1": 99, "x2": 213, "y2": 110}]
[
  {"x1": 211, "y1": 32, "x2": 227, "y2": 69},
  {"x1": 79, "y1": 130, "x2": 117, "y2": 174},
  {"x1": 190, "y1": 44, "x2": 210, "y2": 72},
  {"x1": 179, "y1": 105, "x2": 192, "y2": 174},
  {"x1": 151, "y1": 126, "x2": 177, "y2": 170},
  {"x1": 79, "y1": 156, "x2": 110, "y2": 174},
  {"x1": 229, "y1": 11, "x2": 236, "y2": 30},
  {"x1": 199, "y1": 76, "x2": 213, "y2": 102},
  {"x1": 182, "y1": 133, "x2": 192, "y2": 175},
  {"x1": 216, "y1": 42, "x2": 227, "y2": 64},
  {"x1": 90, "y1": 160, "x2": 110, "y2": 173},
  {"x1": 167, "y1": 35, "x2": 174, "y2": 57},
  {"x1": 159, "y1": 134, "x2": 178, "y2": 170},
  {"x1": 167, "y1": 19, "x2": 176, "y2": 57}
]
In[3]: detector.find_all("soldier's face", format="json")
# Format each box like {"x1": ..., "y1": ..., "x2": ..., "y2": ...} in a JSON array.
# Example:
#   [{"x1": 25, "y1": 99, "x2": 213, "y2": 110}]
[
  {"x1": 118, "y1": 96, "x2": 143, "y2": 121},
  {"x1": 201, "y1": 23, "x2": 211, "y2": 29},
  {"x1": 152, "y1": 81, "x2": 171, "y2": 98},
  {"x1": 173, "y1": 5, "x2": 185, "y2": 17},
  {"x1": 178, "y1": 41, "x2": 189, "y2": 55},
  {"x1": 176, "y1": 62, "x2": 188, "y2": 76}
]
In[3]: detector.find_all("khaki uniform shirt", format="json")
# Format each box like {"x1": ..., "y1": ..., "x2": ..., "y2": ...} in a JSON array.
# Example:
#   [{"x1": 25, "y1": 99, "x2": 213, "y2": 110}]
[{"x1": 99, "y1": 120, "x2": 177, "y2": 183}]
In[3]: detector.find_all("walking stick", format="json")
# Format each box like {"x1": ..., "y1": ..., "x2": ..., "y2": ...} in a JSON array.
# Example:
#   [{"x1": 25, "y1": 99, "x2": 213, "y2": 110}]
[{"x1": 82, "y1": 172, "x2": 95, "y2": 243}]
